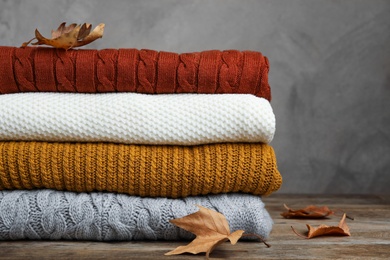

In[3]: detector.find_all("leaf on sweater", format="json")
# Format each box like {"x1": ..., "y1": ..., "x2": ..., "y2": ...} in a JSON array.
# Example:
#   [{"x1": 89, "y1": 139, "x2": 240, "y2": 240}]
[
  {"x1": 281, "y1": 204, "x2": 335, "y2": 219},
  {"x1": 21, "y1": 22, "x2": 104, "y2": 49},
  {"x1": 165, "y1": 205, "x2": 269, "y2": 259},
  {"x1": 291, "y1": 213, "x2": 351, "y2": 239}
]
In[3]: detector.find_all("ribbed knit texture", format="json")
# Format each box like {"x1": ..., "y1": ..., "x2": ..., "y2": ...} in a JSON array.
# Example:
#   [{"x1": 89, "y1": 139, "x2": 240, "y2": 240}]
[
  {"x1": 0, "y1": 190, "x2": 273, "y2": 241},
  {"x1": 0, "y1": 92, "x2": 275, "y2": 145},
  {"x1": 0, "y1": 141, "x2": 282, "y2": 198},
  {"x1": 0, "y1": 46, "x2": 271, "y2": 100}
]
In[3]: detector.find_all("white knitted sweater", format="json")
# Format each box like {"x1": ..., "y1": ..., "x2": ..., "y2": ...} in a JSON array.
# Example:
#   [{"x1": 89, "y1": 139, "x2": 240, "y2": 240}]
[{"x1": 0, "y1": 92, "x2": 275, "y2": 145}]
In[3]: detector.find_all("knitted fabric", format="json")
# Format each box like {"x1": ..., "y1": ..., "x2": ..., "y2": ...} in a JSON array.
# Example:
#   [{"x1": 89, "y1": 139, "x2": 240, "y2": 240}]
[
  {"x1": 0, "y1": 46, "x2": 271, "y2": 100},
  {"x1": 0, "y1": 190, "x2": 272, "y2": 241},
  {"x1": 0, "y1": 141, "x2": 282, "y2": 198},
  {"x1": 0, "y1": 92, "x2": 275, "y2": 145}
]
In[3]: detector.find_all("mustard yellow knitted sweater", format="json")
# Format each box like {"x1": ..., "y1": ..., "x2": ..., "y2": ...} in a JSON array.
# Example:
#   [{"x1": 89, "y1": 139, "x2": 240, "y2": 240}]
[{"x1": 0, "y1": 141, "x2": 282, "y2": 198}]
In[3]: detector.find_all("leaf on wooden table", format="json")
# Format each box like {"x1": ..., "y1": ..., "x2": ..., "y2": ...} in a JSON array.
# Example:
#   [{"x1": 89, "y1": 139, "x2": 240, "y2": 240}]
[
  {"x1": 281, "y1": 204, "x2": 335, "y2": 219},
  {"x1": 165, "y1": 205, "x2": 268, "y2": 259},
  {"x1": 21, "y1": 22, "x2": 105, "y2": 49},
  {"x1": 291, "y1": 213, "x2": 351, "y2": 239}
]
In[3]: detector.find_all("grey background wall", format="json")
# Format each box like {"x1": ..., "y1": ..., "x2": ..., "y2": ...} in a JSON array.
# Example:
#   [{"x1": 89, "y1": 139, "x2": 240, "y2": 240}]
[{"x1": 1, "y1": 0, "x2": 389, "y2": 194}]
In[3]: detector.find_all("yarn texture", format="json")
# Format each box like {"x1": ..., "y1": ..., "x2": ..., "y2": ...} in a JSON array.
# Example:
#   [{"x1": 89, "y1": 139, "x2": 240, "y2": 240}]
[
  {"x1": 0, "y1": 46, "x2": 271, "y2": 100},
  {"x1": 0, "y1": 190, "x2": 273, "y2": 241},
  {"x1": 0, "y1": 92, "x2": 275, "y2": 145},
  {"x1": 0, "y1": 141, "x2": 282, "y2": 198}
]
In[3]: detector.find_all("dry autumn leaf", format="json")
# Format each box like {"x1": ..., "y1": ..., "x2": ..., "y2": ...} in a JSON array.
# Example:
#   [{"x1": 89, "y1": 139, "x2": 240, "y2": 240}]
[
  {"x1": 21, "y1": 22, "x2": 105, "y2": 49},
  {"x1": 165, "y1": 205, "x2": 269, "y2": 259},
  {"x1": 281, "y1": 204, "x2": 335, "y2": 219},
  {"x1": 291, "y1": 213, "x2": 351, "y2": 239},
  {"x1": 165, "y1": 205, "x2": 244, "y2": 259}
]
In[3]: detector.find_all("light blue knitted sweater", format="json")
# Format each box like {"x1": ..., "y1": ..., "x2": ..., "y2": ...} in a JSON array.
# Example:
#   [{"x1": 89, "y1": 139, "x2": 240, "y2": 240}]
[{"x1": 0, "y1": 190, "x2": 272, "y2": 241}]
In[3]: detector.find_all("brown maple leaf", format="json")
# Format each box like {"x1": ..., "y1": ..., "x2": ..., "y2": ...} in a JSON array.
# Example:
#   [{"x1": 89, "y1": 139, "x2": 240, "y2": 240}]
[
  {"x1": 281, "y1": 204, "x2": 335, "y2": 219},
  {"x1": 165, "y1": 205, "x2": 269, "y2": 259},
  {"x1": 21, "y1": 22, "x2": 105, "y2": 50},
  {"x1": 291, "y1": 213, "x2": 351, "y2": 239}
]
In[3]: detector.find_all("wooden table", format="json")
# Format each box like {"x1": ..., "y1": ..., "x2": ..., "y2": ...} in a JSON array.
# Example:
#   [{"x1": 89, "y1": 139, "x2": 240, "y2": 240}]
[{"x1": 1, "y1": 195, "x2": 389, "y2": 259}]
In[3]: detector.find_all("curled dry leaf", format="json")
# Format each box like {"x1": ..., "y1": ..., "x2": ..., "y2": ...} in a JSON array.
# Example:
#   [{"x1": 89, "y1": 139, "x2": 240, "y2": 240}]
[
  {"x1": 21, "y1": 22, "x2": 105, "y2": 50},
  {"x1": 281, "y1": 204, "x2": 335, "y2": 219},
  {"x1": 291, "y1": 213, "x2": 351, "y2": 239},
  {"x1": 165, "y1": 205, "x2": 269, "y2": 259}
]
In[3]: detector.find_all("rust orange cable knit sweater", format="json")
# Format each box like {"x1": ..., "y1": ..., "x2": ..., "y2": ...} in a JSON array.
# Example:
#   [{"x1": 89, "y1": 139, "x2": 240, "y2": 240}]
[
  {"x1": 0, "y1": 46, "x2": 271, "y2": 100},
  {"x1": 0, "y1": 141, "x2": 282, "y2": 198}
]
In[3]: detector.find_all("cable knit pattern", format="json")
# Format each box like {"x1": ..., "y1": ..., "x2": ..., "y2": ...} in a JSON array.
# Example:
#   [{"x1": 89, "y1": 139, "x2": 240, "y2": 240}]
[
  {"x1": 0, "y1": 141, "x2": 282, "y2": 198},
  {"x1": 0, "y1": 190, "x2": 272, "y2": 241},
  {"x1": 0, "y1": 93, "x2": 275, "y2": 145},
  {"x1": 0, "y1": 46, "x2": 271, "y2": 100}
]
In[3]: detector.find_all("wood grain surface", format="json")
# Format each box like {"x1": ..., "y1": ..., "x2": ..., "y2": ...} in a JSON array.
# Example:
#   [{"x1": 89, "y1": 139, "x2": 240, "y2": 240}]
[{"x1": 1, "y1": 194, "x2": 389, "y2": 259}]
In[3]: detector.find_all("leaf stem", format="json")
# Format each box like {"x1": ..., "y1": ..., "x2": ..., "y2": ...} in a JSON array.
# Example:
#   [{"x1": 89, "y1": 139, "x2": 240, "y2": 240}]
[
  {"x1": 290, "y1": 226, "x2": 309, "y2": 239},
  {"x1": 241, "y1": 233, "x2": 271, "y2": 247},
  {"x1": 21, "y1": 38, "x2": 36, "y2": 47},
  {"x1": 333, "y1": 209, "x2": 354, "y2": 220}
]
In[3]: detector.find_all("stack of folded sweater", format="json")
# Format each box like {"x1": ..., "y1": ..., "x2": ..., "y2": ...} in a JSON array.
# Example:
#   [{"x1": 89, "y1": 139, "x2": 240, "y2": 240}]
[{"x1": 0, "y1": 46, "x2": 282, "y2": 241}]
